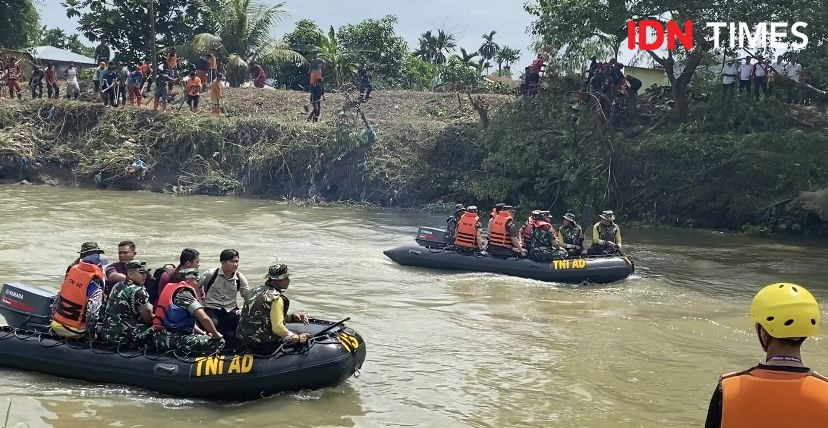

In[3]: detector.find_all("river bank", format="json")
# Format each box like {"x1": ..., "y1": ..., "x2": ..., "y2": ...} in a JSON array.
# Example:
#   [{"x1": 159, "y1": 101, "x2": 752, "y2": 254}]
[{"x1": 1, "y1": 87, "x2": 826, "y2": 235}]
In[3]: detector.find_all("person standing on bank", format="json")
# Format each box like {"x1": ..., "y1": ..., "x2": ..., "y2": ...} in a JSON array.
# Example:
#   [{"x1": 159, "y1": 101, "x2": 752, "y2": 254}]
[
  {"x1": 200, "y1": 249, "x2": 249, "y2": 347},
  {"x1": 704, "y1": 283, "x2": 828, "y2": 428}
]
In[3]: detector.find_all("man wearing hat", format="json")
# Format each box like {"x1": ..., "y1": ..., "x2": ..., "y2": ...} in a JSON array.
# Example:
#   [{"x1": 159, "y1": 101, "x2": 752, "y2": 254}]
[
  {"x1": 445, "y1": 204, "x2": 466, "y2": 246},
  {"x1": 66, "y1": 241, "x2": 106, "y2": 274},
  {"x1": 452, "y1": 205, "x2": 483, "y2": 252},
  {"x1": 526, "y1": 211, "x2": 567, "y2": 261},
  {"x1": 152, "y1": 268, "x2": 224, "y2": 354},
  {"x1": 51, "y1": 252, "x2": 106, "y2": 339},
  {"x1": 588, "y1": 210, "x2": 623, "y2": 255},
  {"x1": 100, "y1": 260, "x2": 153, "y2": 346},
  {"x1": 486, "y1": 205, "x2": 526, "y2": 257},
  {"x1": 237, "y1": 263, "x2": 311, "y2": 350},
  {"x1": 559, "y1": 213, "x2": 585, "y2": 257}
]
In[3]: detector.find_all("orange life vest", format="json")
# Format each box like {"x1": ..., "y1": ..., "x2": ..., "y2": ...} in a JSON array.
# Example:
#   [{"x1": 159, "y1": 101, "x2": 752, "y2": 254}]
[
  {"x1": 454, "y1": 212, "x2": 480, "y2": 249},
  {"x1": 488, "y1": 211, "x2": 513, "y2": 249},
  {"x1": 721, "y1": 367, "x2": 828, "y2": 428},
  {"x1": 53, "y1": 261, "x2": 104, "y2": 333}
]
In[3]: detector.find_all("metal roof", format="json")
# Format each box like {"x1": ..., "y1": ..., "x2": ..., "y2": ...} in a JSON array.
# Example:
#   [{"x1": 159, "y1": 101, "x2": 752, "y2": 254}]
[{"x1": 31, "y1": 46, "x2": 97, "y2": 65}]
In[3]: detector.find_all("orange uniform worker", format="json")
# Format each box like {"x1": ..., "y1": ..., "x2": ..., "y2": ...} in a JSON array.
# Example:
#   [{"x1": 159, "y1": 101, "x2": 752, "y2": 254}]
[
  {"x1": 704, "y1": 283, "x2": 828, "y2": 428},
  {"x1": 452, "y1": 206, "x2": 483, "y2": 252},
  {"x1": 186, "y1": 71, "x2": 203, "y2": 112},
  {"x1": 51, "y1": 254, "x2": 106, "y2": 339},
  {"x1": 486, "y1": 205, "x2": 526, "y2": 257}
]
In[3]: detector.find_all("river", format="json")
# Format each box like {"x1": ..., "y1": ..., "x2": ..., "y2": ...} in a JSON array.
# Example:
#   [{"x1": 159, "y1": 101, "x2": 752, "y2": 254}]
[{"x1": 0, "y1": 186, "x2": 826, "y2": 427}]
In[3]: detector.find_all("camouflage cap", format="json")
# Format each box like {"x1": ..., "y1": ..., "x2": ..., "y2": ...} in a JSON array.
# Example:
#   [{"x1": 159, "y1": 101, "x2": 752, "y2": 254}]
[
  {"x1": 599, "y1": 210, "x2": 616, "y2": 221},
  {"x1": 126, "y1": 260, "x2": 149, "y2": 273},
  {"x1": 453, "y1": 204, "x2": 465, "y2": 213},
  {"x1": 177, "y1": 268, "x2": 200, "y2": 280},
  {"x1": 563, "y1": 212, "x2": 576, "y2": 222},
  {"x1": 78, "y1": 241, "x2": 105, "y2": 255},
  {"x1": 265, "y1": 263, "x2": 290, "y2": 281}
]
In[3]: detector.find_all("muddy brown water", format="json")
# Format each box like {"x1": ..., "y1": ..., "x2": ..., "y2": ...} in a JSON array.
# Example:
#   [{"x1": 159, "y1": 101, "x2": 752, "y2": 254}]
[{"x1": 0, "y1": 186, "x2": 826, "y2": 427}]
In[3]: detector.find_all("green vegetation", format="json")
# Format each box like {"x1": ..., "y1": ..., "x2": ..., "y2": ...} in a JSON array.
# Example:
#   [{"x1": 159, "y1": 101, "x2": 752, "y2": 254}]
[{"x1": 0, "y1": 0, "x2": 40, "y2": 50}]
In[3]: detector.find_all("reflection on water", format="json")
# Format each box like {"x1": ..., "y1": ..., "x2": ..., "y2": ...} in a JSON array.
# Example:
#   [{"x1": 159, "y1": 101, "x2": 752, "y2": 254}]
[{"x1": 0, "y1": 186, "x2": 826, "y2": 427}]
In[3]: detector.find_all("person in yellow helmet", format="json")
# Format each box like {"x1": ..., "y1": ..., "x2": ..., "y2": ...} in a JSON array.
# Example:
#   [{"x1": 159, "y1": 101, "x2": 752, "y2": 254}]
[{"x1": 704, "y1": 283, "x2": 828, "y2": 428}]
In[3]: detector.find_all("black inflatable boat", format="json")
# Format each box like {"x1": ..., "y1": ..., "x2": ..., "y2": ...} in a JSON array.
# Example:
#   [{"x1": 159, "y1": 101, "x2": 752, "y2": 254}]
[
  {"x1": 0, "y1": 283, "x2": 366, "y2": 400},
  {"x1": 384, "y1": 227, "x2": 634, "y2": 284}
]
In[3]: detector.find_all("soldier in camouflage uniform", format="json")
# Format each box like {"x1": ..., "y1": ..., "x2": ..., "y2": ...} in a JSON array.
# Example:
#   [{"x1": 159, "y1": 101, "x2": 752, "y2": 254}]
[
  {"x1": 100, "y1": 260, "x2": 153, "y2": 346},
  {"x1": 588, "y1": 210, "x2": 624, "y2": 255},
  {"x1": 528, "y1": 218, "x2": 568, "y2": 262},
  {"x1": 558, "y1": 213, "x2": 585, "y2": 258},
  {"x1": 151, "y1": 268, "x2": 225, "y2": 355},
  {"x1": 237, "y1": 263, "x2": 311, "y2": 351},
  {"x1": 444, "y1": 204, "x2": 465, "y2": 246}
]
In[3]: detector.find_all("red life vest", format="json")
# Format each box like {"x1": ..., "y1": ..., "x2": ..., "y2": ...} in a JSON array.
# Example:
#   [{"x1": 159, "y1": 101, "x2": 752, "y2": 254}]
[
  {"x1": 721, "y1": 367, "x2": 828, "y2": 428},
  {"x1": 454, "y1": 212, "x2": 480, "y2": 249},
  {"x1": 53, "y1": 261, "x2": 104, "y2": 333},
  {"x1": 488, "y1": 211, "x2": 513, "y2": 249},
  {"x1": 153, "y1": 281, "x2": 197, "y2": 332}
]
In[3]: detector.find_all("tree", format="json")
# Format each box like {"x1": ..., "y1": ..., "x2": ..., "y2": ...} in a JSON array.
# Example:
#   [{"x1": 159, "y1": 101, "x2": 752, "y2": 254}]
[
  {"x1": 190, "y1": 0, "x2": 304, "y2": 86},
  {"x1": 38, "y1": 26, "x2": 95, "y2": 58},
  {"x1": 479, "y1": 31, "x2": 499, "y2": 74},
  {"x1": 415, "y1": 29, "x2": 457, "y2": 65},
  {"x1": 459, "y1": 48, "x2": 480, "y2": 66},
  {"x1": 315, "y1": 26, "x2": 355, "y2": 87},
  {"x1": 0, "y1": 0, "x2": 40, "y2": 50},
  {"x1": 338, "y1": 15, "x2": 409, "y2": 84},
  {"x1": 438, "y1": 56, "x2": 481, "y2": 93},
  {"x1": 63, "y1": 0, "x2": 212, "y2": 65},
  {"x1": 40, "y1": 27, "x2": 68, "y2": 49},
  {"x1": 277, "y1": 18, "x2": 322, "y2": 89},
  {"x1": 524, "y1": 0, "x2": 804, "y2": 121}
]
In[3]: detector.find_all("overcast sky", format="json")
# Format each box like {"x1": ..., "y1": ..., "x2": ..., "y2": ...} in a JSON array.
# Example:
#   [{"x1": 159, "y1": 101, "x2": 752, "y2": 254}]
[{"x1": 41, "y1": 0, "x2": 538, "y2": 69}]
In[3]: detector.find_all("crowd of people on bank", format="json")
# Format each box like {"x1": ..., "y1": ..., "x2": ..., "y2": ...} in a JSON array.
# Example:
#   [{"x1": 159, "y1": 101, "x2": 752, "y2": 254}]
[
  {"x1": 443, "y1": 203, "x2": 623, "y2": 261},
  {"x1": 721, "y1": 55, "x2": 809, "y2": 103},
  {"x1": 51, "y1": 241, "x2": 311, "y2": 355},
  {"x1": 1, "y1": 36, "x2": 377, "y2": 123}
]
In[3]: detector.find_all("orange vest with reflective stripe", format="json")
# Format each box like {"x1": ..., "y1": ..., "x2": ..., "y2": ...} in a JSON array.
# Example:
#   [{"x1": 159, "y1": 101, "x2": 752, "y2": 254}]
[
  {"x1": 488, "y1": 211, "x2": 513, "y2": 249},
  {"x1": 53, "y1": 261, "x2": 103, "y2": 332},
  {"x1": 454, "y1": 212, "x2": 480, "y2": 249},
  {"x1": 721, "y1": 367, "x2": 828, "y2": 428}
]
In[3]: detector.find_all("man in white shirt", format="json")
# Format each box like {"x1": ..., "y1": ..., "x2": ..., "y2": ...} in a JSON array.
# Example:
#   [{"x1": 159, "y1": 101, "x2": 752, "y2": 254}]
[
  {"x1": 64, "y1": 62, "x2": 80, "y2": 100},
  {"x1": 721, "y1": 61, "x2": 738, "y2": 94},
  {"x1": 738, "y1": 57, "x2": 753, "y2": 95},
  {"x1": 753, "y1": 57, "x2": 769, "y2": 99}
]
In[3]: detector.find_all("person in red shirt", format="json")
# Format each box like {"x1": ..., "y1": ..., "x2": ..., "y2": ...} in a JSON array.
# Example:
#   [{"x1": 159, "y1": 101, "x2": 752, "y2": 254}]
[
  {"x1": 249, "y1": 63, "x2": 266, "y2": 88},
  {"x1": 45, "y1": 63, "x2": 59, "y2": 99},
  {"x1": 5, "y1": 57, "x2": 22, "y2": 100},
  {"x1": 530, "y1": 54, "x2": 545, "y2": 75}
]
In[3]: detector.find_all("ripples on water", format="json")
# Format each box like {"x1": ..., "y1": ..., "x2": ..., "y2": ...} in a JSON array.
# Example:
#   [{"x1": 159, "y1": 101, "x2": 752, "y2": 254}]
[{"x1": 0, "y1": 187, "x2": 826, "y2": 427}]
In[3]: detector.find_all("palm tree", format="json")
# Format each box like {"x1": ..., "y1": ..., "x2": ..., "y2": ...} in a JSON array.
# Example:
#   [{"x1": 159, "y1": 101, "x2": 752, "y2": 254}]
[
  {"x1": 503, "y1": 47, "x2": 521, "y2": 69},
  {"x1": 494, "y1": 46, "x2": 507, "y2": 75},
  {"x1": 190, "y1": 0, "x2": 305, "y2": 86},
  {"x1": 415, "y1": 31, "x2": 440, "y2": 64},
  {"x1": 434, "y1": 29, "x2": 457, "y2": 65},
  {"x1": 479, "y1": 31, "x2": 498, "y2": 74},
  {"x1": 459, "y1": 48, "x2": 479, "y2": 66},
  {"x1": 415, "y1": 29, "x2": 457, "y2": 65}
]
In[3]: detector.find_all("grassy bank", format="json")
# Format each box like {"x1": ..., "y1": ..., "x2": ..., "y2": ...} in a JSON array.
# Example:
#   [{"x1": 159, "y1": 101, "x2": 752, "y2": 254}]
[{"x1": 0, "y1": 86, "x2": 826, "y2": 235}]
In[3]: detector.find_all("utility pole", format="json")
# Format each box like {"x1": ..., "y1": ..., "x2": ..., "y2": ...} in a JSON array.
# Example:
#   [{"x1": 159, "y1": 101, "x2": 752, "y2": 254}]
[{"x1": 149, "y1": 0, "x2": 157, "y2": 80}]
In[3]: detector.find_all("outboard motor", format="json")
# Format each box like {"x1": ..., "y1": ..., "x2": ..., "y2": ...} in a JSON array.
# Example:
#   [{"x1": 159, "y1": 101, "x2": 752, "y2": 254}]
[
  {"x1": 0, "y1": 283, "x2": 56, "y2": 332},
  {"x1": 415, "y1": 227, "x2": 448, "y2": 249}
]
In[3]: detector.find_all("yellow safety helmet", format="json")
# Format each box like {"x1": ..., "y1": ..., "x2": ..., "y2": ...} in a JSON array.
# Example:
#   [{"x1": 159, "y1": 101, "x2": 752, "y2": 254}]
[{"x1": 750, "y1": 283, "x2": 820, "y2": 339}]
